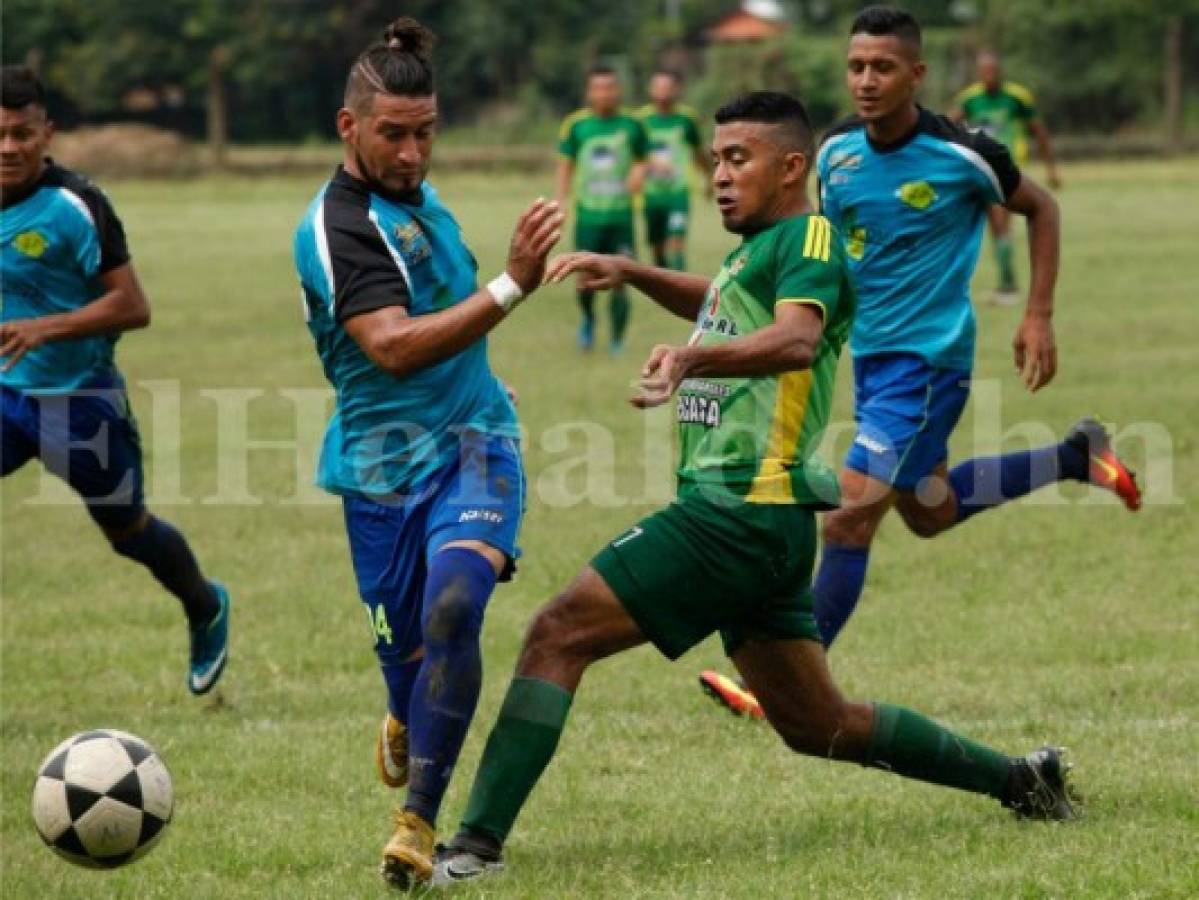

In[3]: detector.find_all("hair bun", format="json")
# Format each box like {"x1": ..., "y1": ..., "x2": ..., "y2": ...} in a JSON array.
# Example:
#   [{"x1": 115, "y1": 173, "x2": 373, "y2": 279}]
[{"x1": 383, "y1": 17, "x2": 435, "y2": 59}]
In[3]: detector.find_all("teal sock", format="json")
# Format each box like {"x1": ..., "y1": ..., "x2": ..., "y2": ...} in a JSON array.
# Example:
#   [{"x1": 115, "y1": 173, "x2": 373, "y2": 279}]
[
  {"x1": 460, "y1": 677, "x2": 573, "y2": 843},
  {"x1": 865, "y1": 703, "x2": 1011, "y2": 798},
  {"x1": 994, "y1": 237, "x2": 1016, "y2": 292},
  {"x1": 610, "y1": 289, "x2": 630, "y2": 344}
]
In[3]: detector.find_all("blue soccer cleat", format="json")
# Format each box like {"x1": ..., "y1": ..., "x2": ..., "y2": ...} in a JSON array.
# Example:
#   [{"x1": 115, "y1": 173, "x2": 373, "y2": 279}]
[{"x1": 189, "y1": 582, "x2": 230, "y2": 695}]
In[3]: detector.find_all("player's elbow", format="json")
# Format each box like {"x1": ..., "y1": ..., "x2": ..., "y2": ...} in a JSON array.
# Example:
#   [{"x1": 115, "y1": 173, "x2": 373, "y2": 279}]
[
  {"x1": 365, "y1": 331, "x2": 421, "y2": 379},
  {"x1": 780, "y1": 342, "x2": 815, "y2": 371}
]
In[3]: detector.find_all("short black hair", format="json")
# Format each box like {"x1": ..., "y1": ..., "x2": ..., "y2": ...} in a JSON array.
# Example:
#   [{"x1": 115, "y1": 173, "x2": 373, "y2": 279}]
[
  {"x1": 850, "y1": 6, "x2": 922, "y2": 53},
  {"x1": 1, "y1": 65, "x2": 46, "y2": 111},
  {"x1": 345, "y1": 17, "x2": 436, "y2": 111},
  {"x1": 588, "y1": 64, "x2": 618, "y2": 80},
  {"x1": 714, "y1": 91, "x2": 815, "y2": 160}
]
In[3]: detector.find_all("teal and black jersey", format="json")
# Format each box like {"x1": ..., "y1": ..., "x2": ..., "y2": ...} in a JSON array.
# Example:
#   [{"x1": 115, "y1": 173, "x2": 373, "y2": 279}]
[
  {"x1": 293, "y1": 167, "x2": 518, "y2": 498},
  {"x1": 817, "y1": 108, "x2": 1021, "y2": 370},
  {"x1": 0, "y1": 161, "x2": 130, "y2": 393}
]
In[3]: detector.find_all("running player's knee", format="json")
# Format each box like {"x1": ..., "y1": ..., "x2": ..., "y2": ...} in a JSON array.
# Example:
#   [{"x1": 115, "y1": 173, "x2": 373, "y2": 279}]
[
  {"x1": 423, "y1": 581, "x2": 483, "y2": 646},
  {"x1": 822, "y1": 508, "x2": 877, "y2": 547},
  {"x1": 518, "y1": 594, "x2": 595, "y2": 672},
  {"x1": 896, "y1": 502, "x2": 953, "y2": 539},
  {"x1": 775, "y1": 703, "x2": 856, "y2": 758}
]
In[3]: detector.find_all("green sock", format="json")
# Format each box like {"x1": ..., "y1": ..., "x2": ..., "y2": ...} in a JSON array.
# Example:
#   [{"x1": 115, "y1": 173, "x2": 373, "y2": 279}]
[
  {"x1": 668, "y1": 249, "x2": 685, "y2": 271},
  {"x1": 460, "y1": 677, "x2": 573, "y2": 843},
  {"x1": 610, "y1": 289, "x2": 630, "y2": 344},
  {"x1": 994, "y1": 236, "x2": 1016, "y2": 292},
  {"x1": 865, "y1": 703, "x2": 1011, "y2": 798}
]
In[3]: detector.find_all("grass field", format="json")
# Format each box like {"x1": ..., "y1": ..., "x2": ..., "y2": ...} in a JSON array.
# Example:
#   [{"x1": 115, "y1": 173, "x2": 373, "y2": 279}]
[{"x1": 2, "y1": 159, "x2": 1197, "y2": 898}]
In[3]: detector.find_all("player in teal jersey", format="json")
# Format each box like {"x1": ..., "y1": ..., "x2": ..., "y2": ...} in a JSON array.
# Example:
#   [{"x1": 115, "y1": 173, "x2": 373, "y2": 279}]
[
  {"x1": 556, "y1": 66, "x2": 648, "y2": 353},
  {"x1": 432, "y1": 91, "x2": 1074, "y2": 886},
  {"x1": 637, "y1": 70, "x2": 710, "y2": 272},
  {"x1": 954, "y1": 51, "x2": 1062, "y2": 304},
  {"x1": 0, "y1": 66, "x2": 229, "y2": 696},
  {"x1": 292, "y1": 19, "x2": 563, "y2": 889}
]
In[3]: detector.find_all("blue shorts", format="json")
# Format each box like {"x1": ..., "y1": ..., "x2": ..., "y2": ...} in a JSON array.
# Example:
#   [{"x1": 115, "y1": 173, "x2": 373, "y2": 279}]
[
  {"x1": 1, "y1": 377, "x2": 145, "y2": 530},
  {"x1": 844, "y1": 353, "x2": 971, "y2": 491},
  {"x1": 342, "y1": 433, "x2": 525, "y2": 663}
]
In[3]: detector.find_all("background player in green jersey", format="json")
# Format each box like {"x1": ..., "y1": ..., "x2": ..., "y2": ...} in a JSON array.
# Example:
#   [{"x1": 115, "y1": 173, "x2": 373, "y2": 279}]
[
  {"x1": 637, "y1": 69, "x2": 711, "y2": 272},
  {"x1": 556, "y1": 65, "x2": 648, "y2": 353},
  {"x1": 954, "y1": 51, "x2": 1062, "y2": 304},
  {"x1": 432, "y1": 90, "x2": 1073, "y2": 886}
]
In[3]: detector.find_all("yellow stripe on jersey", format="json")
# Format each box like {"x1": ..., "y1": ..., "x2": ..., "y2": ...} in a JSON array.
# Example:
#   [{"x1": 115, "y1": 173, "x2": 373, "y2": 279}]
[
  {"x1": 746, "y1": 369, "x2": 813, "y2": 503},
  {"x1": 775, "y1": 297, "x2": 828, "y2": 321},
  {"x1": 1003, "y1": 81, "x2": 1036, "y2": 107},
  {"x1": 802, "y1": 215, "x2": 831, "y2": 263},
  {"x1": 557, "y1": 108, "x2": 588, "y2": 141}
]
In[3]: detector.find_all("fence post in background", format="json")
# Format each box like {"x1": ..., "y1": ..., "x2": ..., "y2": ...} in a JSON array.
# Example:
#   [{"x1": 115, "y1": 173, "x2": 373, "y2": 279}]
[
  {"x1": 208, "y1": 45, "x2": 232, "y2": 170},
  {"x1": 1163, "y1": 15, "x2": 1183, "y2": 154}
]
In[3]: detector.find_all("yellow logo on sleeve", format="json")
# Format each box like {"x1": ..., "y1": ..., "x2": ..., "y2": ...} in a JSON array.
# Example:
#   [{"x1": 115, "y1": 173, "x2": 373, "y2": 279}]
[
  {"x1": 13, "y1": 230, "x2": 48, "y2": 258},
  {"x1": 897, "y1": 181, "x2": 937, "y2": 210}
]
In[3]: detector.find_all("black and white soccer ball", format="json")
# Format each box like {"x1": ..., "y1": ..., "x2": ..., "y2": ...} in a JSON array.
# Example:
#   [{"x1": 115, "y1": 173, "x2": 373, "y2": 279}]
[{"x1": 31, "y1": 729, "x2": 173, "y2": 869}]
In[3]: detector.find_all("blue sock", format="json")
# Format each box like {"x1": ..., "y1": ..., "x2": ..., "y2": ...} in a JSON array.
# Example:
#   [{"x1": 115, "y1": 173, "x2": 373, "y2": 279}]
[
  {"x1": 380, "y1": 655, "x2": 422, "y2": 722},
  {"x1": 112, "y1": 515, "x2": 218, "y2": 625},
  {"x1": 404, "y1": 548, "x2": 497, "y2": 826},
  {"x1": 812, "y1": 543, "x2": 871, "y2": 647},
  {"x1": 948, "y1": 442, "x2": 1087, "y2": 524}
]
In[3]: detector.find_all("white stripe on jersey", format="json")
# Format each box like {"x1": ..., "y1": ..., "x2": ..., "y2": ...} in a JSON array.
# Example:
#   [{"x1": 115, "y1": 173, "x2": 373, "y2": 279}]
[
  {"x1": 367, "y1": 208, "x2": 414, "y2": 296},
  {"x1": 944, "y1": 141, "x2": 1004, "y2": 202},
  {"x1": 55, "y1": 187, "x2": 101, "y2": 274},
  {"x1": 314, "y1": 201, "x2": 336, "y2": 311}
]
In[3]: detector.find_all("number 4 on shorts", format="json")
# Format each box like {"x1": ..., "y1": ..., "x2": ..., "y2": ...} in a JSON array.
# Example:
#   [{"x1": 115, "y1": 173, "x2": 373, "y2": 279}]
[
  {"x1": 366, "y1": 603, "x2": 394, "y2": 645},
  {"x1": 611, "y1": 525, "x2": 644, "y2": 549}
]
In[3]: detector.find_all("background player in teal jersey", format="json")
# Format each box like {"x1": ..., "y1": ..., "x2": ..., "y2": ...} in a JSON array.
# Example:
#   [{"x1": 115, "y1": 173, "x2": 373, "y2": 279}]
[
  {"x1": 433, "y1": 90, "x2": 1074, "y2": 886},
  {"x1": 556, "y1": 66, "x2": 648, "y2": 353},
  {"x1": 292, "y1": 19, "x2": 563, "y2": 889},
  {"x1": 954, "y1": 51, "x2": 1062, "y2": 304},
  {"x1": 0, "y1": 66, "x2": 230, "y2": 696},
  {"x1": 700, "y1": 6, "x2": 1139, "y2": 719},
  {"x1": 637, "y1": 69, "x2": 710, "y2": 272}
]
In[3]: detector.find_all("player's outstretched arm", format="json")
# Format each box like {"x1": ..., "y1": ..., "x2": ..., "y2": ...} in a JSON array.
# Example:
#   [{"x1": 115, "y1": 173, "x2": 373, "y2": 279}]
[
  {"x1": 1005, "y1": 175, "x2": 1060, "y2": 392},
  {"x1": 0, "y1": 263, "x2": 149, "y2": 372},
  {"x1": 344, "y1": 199, "x2": 564, "y2": 379},
  {"x1": 544, "y1": 252, "x2": 709, "y2": 321},
  {"x1": 631, "y1": 302, "x2": 823, "y2": 408}
]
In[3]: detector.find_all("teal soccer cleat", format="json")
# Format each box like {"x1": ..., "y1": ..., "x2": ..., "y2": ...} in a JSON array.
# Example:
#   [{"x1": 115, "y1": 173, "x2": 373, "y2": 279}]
[{"x1": 189, "y1": 582, "x2": 230, "y2": 695}]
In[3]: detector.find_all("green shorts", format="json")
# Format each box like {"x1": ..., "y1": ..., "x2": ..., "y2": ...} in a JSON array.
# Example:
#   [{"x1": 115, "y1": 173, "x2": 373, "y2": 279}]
[
  {"x1": 575, "y1": 216, "x2": 635, "y2": 256},
  {"x1": 644, "y1": 195, "x2": 690, "y2": 244},
  {"x1": 592, "y1": 489, "x2": 820, "y2": 660}
]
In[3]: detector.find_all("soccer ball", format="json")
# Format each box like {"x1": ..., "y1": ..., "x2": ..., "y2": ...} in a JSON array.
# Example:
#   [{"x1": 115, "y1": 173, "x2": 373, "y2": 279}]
[{"x1": 31, "y1": 729, "x2": 174, "y2": 869}]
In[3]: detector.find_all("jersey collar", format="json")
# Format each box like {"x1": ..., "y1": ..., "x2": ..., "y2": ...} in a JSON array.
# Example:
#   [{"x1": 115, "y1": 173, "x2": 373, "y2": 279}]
[
  {"x1": 331, "y1": 164, "x2": 425, "y2": 207},
  {"x1": 865, "y1": 106, "x2": 932, "y2": 155}
]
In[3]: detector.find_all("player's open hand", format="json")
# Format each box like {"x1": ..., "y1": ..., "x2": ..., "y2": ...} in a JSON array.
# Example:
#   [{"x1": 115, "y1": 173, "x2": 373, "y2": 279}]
[
  {"x1": 1013, "y1": 311, "x2": 1057, "y2": 392},
  {"x1": 631, "y1": 344, "x2": 689, "y2": 409},
  {"x1": 544, "y1": 252, "x2": 627, "y2": 291},
  {"x1": 0, "y1": 318, "x2": 50, "y2": 372},
  {"x1": 506, "y1": 198, "x2": 565, "y2": 295}
]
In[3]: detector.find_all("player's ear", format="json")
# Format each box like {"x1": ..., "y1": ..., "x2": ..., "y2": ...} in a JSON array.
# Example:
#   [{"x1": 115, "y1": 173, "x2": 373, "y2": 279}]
[
  {"x1": 336, "y1": 107, "x2": 356, "y2": 143},
  {"x1": 782, "y1": 150, "x2": 808, "y2": 187},
  {"x1": 911, "y1": 59, "x2": 928, "y2": 91}
]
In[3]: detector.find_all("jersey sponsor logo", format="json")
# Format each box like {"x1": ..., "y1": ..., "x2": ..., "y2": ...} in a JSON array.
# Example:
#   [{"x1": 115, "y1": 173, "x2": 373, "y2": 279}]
[
  {"x1": 393, "y1": 221, "x2": 432, "y2": 264},
  {"x1": 854, "y1": 432, "x2": 888, "y2": 455},
  {"x1": 680, "y1": 378, "x2": 731, "y2": 398},
  {"x1": 458, "y1": 508, "x2": 506, "y2": 525},
  {"x1": 727, "y1": 254, "x2": 748, "y2": 277},
  {"x1": 827, "y1": 150, "x2": 863, "y2": 171},
  {"x1": 698, "y1": 313, "x2": 740, "y2": 337},
  {"x1": 896, "y1": 181, "x2": 937, "y2": 210},
  {"x1": 677, "y1": 393, "x2": 722, "y2": 428},
  {"x1": 12, "y1": 230, "x2": 48, "y2": 259}
]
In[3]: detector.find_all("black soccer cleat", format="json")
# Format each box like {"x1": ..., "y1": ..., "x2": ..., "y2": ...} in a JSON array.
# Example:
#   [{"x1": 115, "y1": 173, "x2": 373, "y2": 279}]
[{"x1": 1002, "y1": 746, "x2": 1078, "y2": 821}]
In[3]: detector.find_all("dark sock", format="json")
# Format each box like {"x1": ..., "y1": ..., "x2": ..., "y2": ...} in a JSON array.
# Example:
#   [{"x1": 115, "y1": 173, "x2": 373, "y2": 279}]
[
  {"x1": 948, "y1": 442, "x2": 1087, "y2": 524},
  {"x1": 865, "y1": 703, "x2": 1012, "y2": 798},
  {"x1": 812, "y1": 543, "x2": 870, "y2": 647},
  {"x1": 669, "y1": 249, "x2": 685, "y2": 271},
  {"x1": 610, "y1": 289, "x2": 630, "y2": 344},
  {"x1": 652, "y1": 247, "x2": 667, "y2": 268},
  {"x1": 112, "y1": 515, "x2": 218, "y2": 625},
  {"x1": 380, "y1": 655, "x2": 422, "y2": 722},
  {"x1": 995, "y1": 236, "x2": 1016, "y2": 291},
  {"x1": 460, "y1": 676, "x2": 573, "y2": 844},
  {"x1": 578, "y1": 291, "x2": 595, "y2": 325},
  {"x1": 403, "y1": 548, "x2": 497, "y2": 826}
]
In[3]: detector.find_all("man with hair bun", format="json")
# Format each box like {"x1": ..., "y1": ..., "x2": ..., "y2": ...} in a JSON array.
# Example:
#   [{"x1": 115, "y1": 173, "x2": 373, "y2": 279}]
[
  {"x1": 292, "y1": 17, "x2": 563, "y2": 889},
  {"x1": 0, "y1": 65, "x2": 231, "y2": 696}
]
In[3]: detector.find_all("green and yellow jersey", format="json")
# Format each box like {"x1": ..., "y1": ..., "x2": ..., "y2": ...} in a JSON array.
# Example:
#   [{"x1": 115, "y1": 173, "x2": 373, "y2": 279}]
[
  {"x1": 636, "y1": 104, "x2": 703, "y2": 204},
  {"x1": 558, "y1": 108, "x2": 649, "y2": 224},
  {"x1": 677, "y1": 214, "x2": 854, "y2": 508},
  {"x1": 954, "y1": 81, "x2": 1039, "y2": 166}
]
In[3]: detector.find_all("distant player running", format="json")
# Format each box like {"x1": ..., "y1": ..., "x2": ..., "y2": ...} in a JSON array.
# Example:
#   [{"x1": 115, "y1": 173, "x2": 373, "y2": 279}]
[
  {"x1": 556, "y1": 66, "x2": 648, "y2": 353},
  {"x1": 637, "y1": 69, "x2": 710, "y2": 271},
  {"x1": 0, "y1": 66, "x2": 230, "y2": 695},
  {"x1": 955, "y1": 51, "x2": 1062, "y2": 305},
  {"x1": 292, "y1": 19, "x2": 562, "y2": 889},
  {"x1": 700, "y1": 7, "x2": 1138, "y2": 721},
  {"x1": 432, "y1": 91, "x2": 1075, "y2": 887}
]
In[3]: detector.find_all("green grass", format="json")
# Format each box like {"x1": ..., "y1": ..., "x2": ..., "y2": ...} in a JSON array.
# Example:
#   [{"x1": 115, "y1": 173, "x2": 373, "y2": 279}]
[{"x1": 3, "y1": 159, "x2": 1198, "y2": 898}]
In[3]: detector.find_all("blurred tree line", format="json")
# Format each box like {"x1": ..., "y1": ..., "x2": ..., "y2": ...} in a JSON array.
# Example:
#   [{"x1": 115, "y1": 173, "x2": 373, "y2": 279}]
[{"x1": 2, "y1": 0, "x2": 1194, "y2": 147}]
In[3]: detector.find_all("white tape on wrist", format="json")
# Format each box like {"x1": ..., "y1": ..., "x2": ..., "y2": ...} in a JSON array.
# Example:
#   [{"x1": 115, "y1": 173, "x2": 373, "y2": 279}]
[{"x1": 487, "y1": 272, "x2": 525, "y2": 312}]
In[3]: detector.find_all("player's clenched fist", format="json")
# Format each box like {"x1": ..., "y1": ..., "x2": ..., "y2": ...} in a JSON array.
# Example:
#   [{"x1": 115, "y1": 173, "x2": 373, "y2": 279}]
[{"x1": 505, "y1": 199, "x2": 565, "y2": 295}]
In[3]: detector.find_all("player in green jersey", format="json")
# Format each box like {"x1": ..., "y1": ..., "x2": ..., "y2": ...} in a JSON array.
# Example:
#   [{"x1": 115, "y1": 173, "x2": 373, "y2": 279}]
[
  {"x1": 954, "y1": 51, "x2": 1062, "y2": 304},
  {"x1": 556, "y1": 65, "x2": 648, "y2": 353},
  {"x1": 432, "y1": 90, "x2": 1074, "y2": 886},
  {"x1": 637, "y1": 70, "x2": 711, "y2": 272}
]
